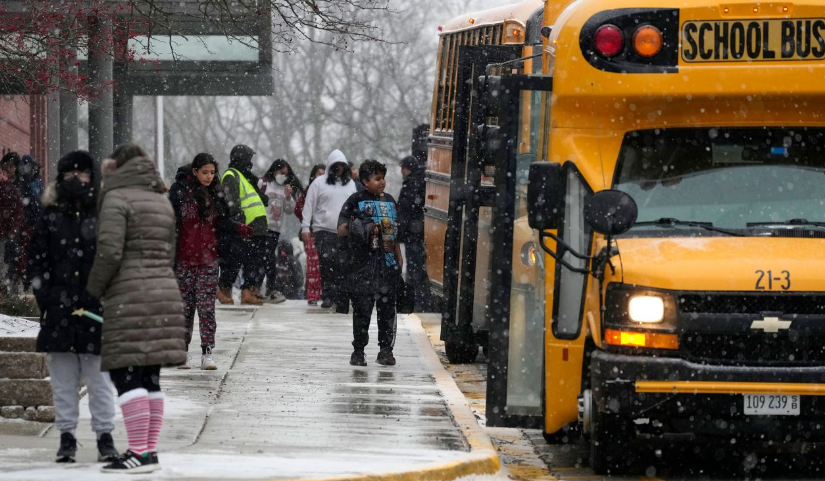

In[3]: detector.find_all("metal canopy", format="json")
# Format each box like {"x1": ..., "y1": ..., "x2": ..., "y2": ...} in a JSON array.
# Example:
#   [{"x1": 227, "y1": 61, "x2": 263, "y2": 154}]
[{"x1": 0, "y1": 0, "x2": 273, "y2": 96}]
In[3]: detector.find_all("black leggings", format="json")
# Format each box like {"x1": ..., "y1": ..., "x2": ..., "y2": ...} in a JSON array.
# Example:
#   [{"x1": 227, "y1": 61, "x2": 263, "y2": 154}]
[{"x1": 109, "y1": 365, "x2": 161, "y2": 396}]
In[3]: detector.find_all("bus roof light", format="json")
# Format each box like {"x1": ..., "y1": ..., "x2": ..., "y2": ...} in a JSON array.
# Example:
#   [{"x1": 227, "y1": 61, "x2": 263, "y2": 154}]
[
  {"x1": 632, "y1": 25, "x2": 663, "y2": 58},
  {"x1": 594, "y1": 24, "x2": 624, "y2": 58}
]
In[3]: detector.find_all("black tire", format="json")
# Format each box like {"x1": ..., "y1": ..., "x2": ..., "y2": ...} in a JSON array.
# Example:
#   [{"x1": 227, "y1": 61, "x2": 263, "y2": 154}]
[
  {"x1": 589, "y1": 398, "x2": 637, "y2": 475},
  {"x1": 543, "y1": 424, "x2": 580, "y2": 444},
  {"x1": 445, "y1": 338, "x2": 479, "y2": 364}
]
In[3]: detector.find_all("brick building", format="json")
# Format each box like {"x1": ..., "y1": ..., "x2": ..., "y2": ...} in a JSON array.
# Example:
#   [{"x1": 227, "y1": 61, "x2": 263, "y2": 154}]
[{"x1": 0, "y1": 96, "x2": 49, "y2": 178}]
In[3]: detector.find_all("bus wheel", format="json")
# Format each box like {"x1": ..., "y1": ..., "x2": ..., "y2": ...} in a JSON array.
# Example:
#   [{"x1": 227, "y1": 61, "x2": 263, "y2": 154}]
[
  {"x1": 542, "y1": 424, "x2": 580, "y2": 444},
  {"x1": 589, "y1": 398, "x2": 636, "y2": 474},
  {"x1": 445, "y1": 338, "x2": 478, "y2": 364}
]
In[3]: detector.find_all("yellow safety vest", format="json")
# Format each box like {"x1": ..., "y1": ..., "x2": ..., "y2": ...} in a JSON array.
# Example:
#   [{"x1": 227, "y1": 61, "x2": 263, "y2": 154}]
[{"x1": 221, "y1": 168, "x2": 268, "y2": 226}]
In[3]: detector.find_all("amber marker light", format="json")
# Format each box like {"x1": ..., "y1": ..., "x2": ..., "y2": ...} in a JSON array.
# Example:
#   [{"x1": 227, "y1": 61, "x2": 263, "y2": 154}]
[
  {"x1": 605, "y1": 329, "x2": 679, "y2": 350},
  {"x1": 632, "y1": 25, "x2": 663, "y2": 58},
  {"x1": 469, "y1": 18, "x2": 475, "y2": 25}
]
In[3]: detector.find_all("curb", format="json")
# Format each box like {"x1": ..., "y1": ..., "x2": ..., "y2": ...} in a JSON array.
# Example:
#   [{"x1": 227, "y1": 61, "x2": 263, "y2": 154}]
[{"x1": 269, "y1": 314, "x2": 500, "y2": 481}]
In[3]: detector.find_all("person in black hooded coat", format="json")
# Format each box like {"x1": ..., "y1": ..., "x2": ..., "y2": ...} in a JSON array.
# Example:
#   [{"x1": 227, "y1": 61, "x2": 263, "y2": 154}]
[
  {"x1": 397, "y1": 156, "x2": 435, "y2": 311},
  {"x1": 26, "y1": 150, "x2": 118, "y2": 463}
]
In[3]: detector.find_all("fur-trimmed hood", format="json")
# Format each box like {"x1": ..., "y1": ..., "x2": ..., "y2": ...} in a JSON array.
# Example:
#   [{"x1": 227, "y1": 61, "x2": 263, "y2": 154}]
[{"x1": 41, "y1": 181, "x2": 58, "y2": 208}]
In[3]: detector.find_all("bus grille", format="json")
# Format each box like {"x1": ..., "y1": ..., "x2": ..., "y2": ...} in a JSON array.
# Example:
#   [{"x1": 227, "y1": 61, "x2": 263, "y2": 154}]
[
  {"x1": 681, "y1": 332, "x2": 825, "y2": 365},
  {"x1": 678, "y1": 293, "x2": 825, "y2": 315},
  {"x1": 433, "y1": 25, "x2": 504, "y2": 134}
]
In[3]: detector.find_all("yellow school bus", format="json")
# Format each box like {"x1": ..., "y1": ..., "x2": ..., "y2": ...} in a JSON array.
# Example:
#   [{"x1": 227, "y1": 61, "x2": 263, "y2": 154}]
[
  {"x1": 424, "y1": 0, "x2": 544, "y2": 362},
  {"x1": 446, "y1": 0, "x2": 825, "y2": 474}
]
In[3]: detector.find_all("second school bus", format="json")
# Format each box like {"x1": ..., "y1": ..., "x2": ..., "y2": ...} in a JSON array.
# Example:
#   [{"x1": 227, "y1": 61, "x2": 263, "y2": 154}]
[{"x1": 434, "y1": 0, "x2": 825, "y2": 473}]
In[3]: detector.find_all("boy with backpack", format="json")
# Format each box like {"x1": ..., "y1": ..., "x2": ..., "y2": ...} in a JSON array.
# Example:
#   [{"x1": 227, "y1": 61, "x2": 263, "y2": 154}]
[{"x1": 338, "y1": 160, "x2": 403, "y2": 367}]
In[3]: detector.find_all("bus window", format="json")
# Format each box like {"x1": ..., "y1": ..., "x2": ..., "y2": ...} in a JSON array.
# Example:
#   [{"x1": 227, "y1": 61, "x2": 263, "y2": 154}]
[
  {"x1": 553, "y1": 168, "x2": 592, "y2": 339},
  {"x1": 614, "y1": 128, "x2": 825, "y2": 232}
]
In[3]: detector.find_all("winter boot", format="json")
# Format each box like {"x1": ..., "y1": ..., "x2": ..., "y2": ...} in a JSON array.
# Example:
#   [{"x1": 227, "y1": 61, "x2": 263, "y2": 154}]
[
  {"x1": 376, "y1": 349, "x2": 397, "y2": 366},
  {"x1": 177, "y1": 353, "x2": 193, "y2": 370},
  {"x1": 201, "y1": 348, "x2": 217, "y2": 370},
  {"x1": 217, "y1": 287, "x2": 233, "y2": 305},
  {"x1": 241, "y1": 289, "x2": 263, "y2": 306},
  {"x1": 97, "y1": 432, "x2": 119, "y2": 462},
  {"x1": 350, "y1": 350, "x2": 367, "y2": 367},
  {"x1": 56, "y1": 432, "x2": 77, "y2": 463},
  {"x1": 101, "y1": 450, "x2": 157, "y2": 474}
]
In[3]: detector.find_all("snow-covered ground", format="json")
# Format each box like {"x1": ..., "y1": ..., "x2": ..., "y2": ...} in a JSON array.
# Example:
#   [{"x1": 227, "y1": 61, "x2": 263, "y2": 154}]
[{"x1": 0, "y1": 314, "x2": 38, "y2": 338}]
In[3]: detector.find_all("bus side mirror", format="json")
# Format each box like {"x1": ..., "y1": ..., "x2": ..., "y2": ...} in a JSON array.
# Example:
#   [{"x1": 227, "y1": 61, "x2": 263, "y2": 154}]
[
  {"x1": 584, "y1": 190, "x2": 638, "y2": 237},
  {"x1": 527, "y1": 162, "x2": 564, "y2": 230}
]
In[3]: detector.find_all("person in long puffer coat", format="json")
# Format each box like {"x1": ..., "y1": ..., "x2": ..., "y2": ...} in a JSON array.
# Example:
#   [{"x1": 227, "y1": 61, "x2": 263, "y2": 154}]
[
  {"x1": 27, "y1": 150, "x2": 119, "y2": 464},
  {"x1": 87, "y1": 143, "x2": 186, "y2": 474}
]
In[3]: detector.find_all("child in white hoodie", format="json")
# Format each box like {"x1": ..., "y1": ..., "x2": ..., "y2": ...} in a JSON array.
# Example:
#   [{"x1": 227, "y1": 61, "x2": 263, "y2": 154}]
[
  {"x1": 259, "y1": 159, "x2": 300, "y2": 303},
  {"x1": 300, "y1": 150, "x2": 357, "y2": 311}
]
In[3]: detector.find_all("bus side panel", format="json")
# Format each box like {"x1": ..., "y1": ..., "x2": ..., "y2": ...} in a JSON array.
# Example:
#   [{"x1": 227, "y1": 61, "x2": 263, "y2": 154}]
[
  {"x1": 425, "y1": 143, "x2": 453, "y2": 289},
  {"x1": 427, "y1": 144, "x2": 452, "y2": 175},
  {"x1": 424, "y1": 217, "x2": 447, "y2": 289},
  {"x1": 544, "y1": 251, "x2": 603, "y2": 434}
]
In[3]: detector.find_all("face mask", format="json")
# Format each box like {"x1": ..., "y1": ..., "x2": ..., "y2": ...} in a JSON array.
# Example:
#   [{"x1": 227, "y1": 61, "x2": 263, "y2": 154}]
[
  {"x1": 58, "y1": 177, "x2": 93, "y2": 201},
  {"x1": 275, "y1": 174, "x2": 288, "y2": 185}
]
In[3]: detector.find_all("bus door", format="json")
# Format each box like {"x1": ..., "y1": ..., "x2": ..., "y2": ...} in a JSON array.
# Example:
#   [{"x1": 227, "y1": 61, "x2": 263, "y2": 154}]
[
  {"x1": 441, "y1": 45, "x2": 522, "y2": 363},
  {"x1": 484, "y1": 73, "x2": 553, "y2": 428}
]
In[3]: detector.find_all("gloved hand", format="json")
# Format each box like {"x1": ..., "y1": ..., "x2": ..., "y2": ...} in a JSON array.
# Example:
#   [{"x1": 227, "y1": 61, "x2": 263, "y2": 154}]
[{"x1": 237, "y1": 223, "x2": 253, "y2": 239}]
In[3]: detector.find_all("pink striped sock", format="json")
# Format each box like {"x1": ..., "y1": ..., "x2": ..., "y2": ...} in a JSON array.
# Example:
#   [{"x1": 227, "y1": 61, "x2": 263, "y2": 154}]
[
  {"x1": 147, "y1": 392, "x2": 165, "y2": 452},
  {"x1": 119, "y1": 388, "x2": 150, "y2": 456}
]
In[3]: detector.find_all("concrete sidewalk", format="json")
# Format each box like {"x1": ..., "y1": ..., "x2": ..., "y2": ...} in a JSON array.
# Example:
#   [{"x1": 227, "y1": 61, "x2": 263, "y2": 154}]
[{"x1": 0, "y1": 302, "x2": 499, "y2": 480}]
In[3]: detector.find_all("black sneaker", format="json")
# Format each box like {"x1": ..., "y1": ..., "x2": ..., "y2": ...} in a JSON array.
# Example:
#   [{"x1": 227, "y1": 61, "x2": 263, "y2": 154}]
[
  {"x1": 96, "y1": 432, "x2": 119, "y2": 462},
  {"x1": 320, "y1": 299, "x2": 333, "y2": 309},
  {"x1": 56, "y1": 432, "x2": 76, "y2": 463},
  {"x1": 100, "y1": 450, "x2": 157, "y2": 474},
  {"x1": 350, "y1": 350, "x2": 367, "y2": 366},
  {"x1": 150, "y1": 452, "x2": 160, "y2": 468},
  {"x1": 335, "y1": 302, "x2": 350, "y2": 314},
  {"x1": 376, "y1": 349, "x2": 397, "y2": 366}
]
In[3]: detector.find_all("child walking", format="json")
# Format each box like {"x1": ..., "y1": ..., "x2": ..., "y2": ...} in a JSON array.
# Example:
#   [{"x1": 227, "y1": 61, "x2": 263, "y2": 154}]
[
  {"x1": 258, "y1": 159, "x2": 301, "y2": 303},
  {"x1": 27, "y1": 151, "x2": 119, "y2": 463},
  {"x1": 338, "y1": 160, "x2": 403, "y2": 367},
  {"x1": 87, "y1": 143, "x2": 187, "y2": 474},
  {"x1": 169, "y1": 153, "x2": 240, "y2": 370}
]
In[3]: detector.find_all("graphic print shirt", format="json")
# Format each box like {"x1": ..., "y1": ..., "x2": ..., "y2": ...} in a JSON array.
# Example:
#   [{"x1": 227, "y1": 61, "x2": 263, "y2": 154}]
[{"x1": 339, "y1": 191, "x2": 399, "y2": 267}]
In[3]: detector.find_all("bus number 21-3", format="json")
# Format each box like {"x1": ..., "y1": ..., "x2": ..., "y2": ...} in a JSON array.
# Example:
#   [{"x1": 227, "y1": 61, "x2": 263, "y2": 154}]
[{"x1": 755, "y1": 270, "x2": 791, "y2": 291}]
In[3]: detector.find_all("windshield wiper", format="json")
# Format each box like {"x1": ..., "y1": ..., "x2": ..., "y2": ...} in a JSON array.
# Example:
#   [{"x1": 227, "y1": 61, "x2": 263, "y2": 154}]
[
  {"x1": 747, "y1": 219, "x2": 825, "y2": 228},
  {"x1": 632, "y1": 218, "x2": 745, "y2": 237}
]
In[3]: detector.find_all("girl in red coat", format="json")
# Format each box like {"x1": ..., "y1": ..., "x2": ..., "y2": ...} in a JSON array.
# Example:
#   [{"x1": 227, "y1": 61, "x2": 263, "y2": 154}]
[{"x1": 169, "y1": 153, "x2": 248, "y2": 370}]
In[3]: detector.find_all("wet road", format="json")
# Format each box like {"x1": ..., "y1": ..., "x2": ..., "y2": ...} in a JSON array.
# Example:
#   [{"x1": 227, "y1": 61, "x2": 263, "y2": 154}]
[{"x1": 419, "y1": 314, "x2": 825, "y2": 481}]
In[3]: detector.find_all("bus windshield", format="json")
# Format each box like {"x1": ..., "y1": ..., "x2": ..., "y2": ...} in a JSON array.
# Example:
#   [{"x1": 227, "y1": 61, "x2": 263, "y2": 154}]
[{"x1": 613, "y1": 128, "x2": 825, "y2": 231}]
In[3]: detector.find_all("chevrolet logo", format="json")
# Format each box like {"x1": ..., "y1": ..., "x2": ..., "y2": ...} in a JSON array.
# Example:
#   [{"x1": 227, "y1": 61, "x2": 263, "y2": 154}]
[{"x1": 750, "y1": 316, "x2": 792, "y2": 333}]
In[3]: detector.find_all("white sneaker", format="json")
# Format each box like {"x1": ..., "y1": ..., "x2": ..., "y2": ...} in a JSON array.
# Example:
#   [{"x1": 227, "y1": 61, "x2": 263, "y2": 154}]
[
  {"x1": 201, "y1": 349, "x2": 217, "y2": 370},
  {"x1": 264, "y1": 291, "x2": 287, "y2": 304},
  {"x1": 177, "y1": 354, "x2": 192, "y2": 370}
]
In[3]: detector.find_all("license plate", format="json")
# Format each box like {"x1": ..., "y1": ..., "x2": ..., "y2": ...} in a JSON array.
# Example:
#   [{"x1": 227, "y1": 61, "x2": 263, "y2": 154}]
[
  {"x1": 743, "y1": 394, "x2": 800, "y2": 416},
  {"x1": 682, "y1": 18, "x2": 825, "y2": 62}
]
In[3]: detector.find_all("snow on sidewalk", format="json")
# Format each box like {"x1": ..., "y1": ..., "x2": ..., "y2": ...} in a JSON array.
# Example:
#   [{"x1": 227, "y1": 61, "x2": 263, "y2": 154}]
[
  {"x1": 0, "y1": 314, "x2": 38, "y2": 338},
  {"x1": 0, "y1": 301, "x2": 485, "y2": 480}
]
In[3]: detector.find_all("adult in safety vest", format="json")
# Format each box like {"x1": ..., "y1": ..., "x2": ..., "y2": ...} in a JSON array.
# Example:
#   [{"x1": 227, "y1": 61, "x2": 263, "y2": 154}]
[{"x1": 217, "y1": 144, "x2": 269, "y2": 306}]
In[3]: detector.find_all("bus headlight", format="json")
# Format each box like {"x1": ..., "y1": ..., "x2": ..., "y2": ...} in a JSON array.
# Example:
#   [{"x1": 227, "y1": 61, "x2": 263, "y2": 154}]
[{"x1": 628, "y1": 296, "x2": 665, "y2": 323}]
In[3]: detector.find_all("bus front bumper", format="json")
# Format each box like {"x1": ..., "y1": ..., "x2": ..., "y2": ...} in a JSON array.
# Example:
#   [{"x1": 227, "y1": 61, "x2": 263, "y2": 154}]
[{"x1": 591, "y1": 351, "x2": 825, "y2": 442}]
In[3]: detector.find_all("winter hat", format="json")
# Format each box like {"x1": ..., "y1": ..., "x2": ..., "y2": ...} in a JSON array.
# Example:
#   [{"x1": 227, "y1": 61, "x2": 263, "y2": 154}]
[
  {"x1": 400, "y1": 155, "x2": 418, "y2": 171},
  {"x1": 230, "y1": 145, "x2": 255, "y2": 165},
  {"x1": 0, "y1": 151, "x2": 20, "y2": 167},
  {"x1": 57, "y1": 150, "x2": 96, "y2": 177}
]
